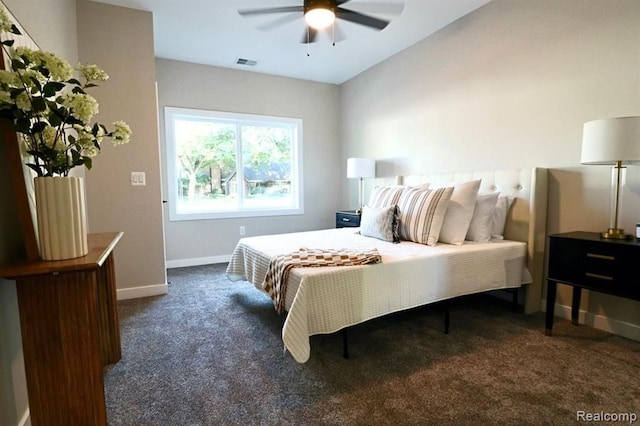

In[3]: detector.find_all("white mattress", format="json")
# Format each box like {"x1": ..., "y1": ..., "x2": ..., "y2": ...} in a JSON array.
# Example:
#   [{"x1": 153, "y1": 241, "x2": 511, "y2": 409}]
[{"x1": 226, "y1": 228, "x2": 531, "y2": 363}]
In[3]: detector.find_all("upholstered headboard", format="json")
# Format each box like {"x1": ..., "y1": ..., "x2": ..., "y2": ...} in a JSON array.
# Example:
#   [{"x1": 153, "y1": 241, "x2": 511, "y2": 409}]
[{"x1": 389, "y1": 168, "x2": 548, "y2": 314}]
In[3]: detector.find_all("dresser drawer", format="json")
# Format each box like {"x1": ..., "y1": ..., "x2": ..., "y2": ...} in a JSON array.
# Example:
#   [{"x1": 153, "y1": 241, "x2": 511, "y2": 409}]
[
  {"x1": 336, "y1": 211, "x2": 361, "y2": 228},
  {"x1": 547, "y1": 234, "x2": 640, "y2": 299}
]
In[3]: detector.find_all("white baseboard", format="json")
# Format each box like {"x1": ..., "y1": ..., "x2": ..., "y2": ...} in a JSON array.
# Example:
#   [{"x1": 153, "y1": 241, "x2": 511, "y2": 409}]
[
  {"x1": 18, "y1": 408, "x2": 30, "y2": 426},
  {"x1": 117, "y1": 283, "x2": 168, "y2": 300},
  {"x1": 543, "y1": 300, "x2": 640, "y2": 342},
  {"x1": 166, "y1": 255, "x2": 230, "y2": 269}
]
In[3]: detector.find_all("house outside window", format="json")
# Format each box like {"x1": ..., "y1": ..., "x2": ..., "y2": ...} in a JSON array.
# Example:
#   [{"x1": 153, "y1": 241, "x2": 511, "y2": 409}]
[{"x1": 164, "y1": 107, "x2": 304, "y2": 220}]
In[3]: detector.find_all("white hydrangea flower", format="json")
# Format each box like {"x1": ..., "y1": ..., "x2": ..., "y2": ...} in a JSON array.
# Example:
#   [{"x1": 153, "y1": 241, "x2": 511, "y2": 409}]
[
  {"x1": 15, "y1": 91, "x2": 31, "y2": 111},
  {"x1": 0, "y1": 6, "x2": 13, "y2": 32},
  {"x1": 60, "y1": 92, "x2": 99, "y2": 123},
  {"x1": 39, "y1": 125, "x2": 65, "y2": 151},
  {"x1": 111, "y1": 121, "x2": 131, "y2": 145},
  {"x1": 34, "y1": 51, "x2": 73, "y2": 81},
  {"x1": 17, "y1": 69, "x2": 46, "y2": 87},
  {"x1": 77, "y1": 63, "x2": 109, "y2": 82},
  {"x1": 0, "y1": 69, "x2": 19, "y2": 86},
  {"x1": 11, "y1": 46, "x2": 35, "y2": 62},
  {"x1": 0, "y1": 4, "x2": 129, "y2": 177},
  {"x1": 81, "y1": 144, "x2": 99, "y2": 158},
  {"x1": 0, "y1": 90, "x2": 12, "y2": 105}
]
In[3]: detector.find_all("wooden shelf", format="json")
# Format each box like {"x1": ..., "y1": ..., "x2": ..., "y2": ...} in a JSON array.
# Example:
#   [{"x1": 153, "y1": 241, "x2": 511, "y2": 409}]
[{"x1": 0, "y1": 232, "x2": 123, "y2": 426}]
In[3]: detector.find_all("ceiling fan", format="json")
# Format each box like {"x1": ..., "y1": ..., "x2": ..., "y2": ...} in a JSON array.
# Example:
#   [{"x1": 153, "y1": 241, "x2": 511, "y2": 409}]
[{"x1": 238, "y1": 0, "x2": 404, "y2": 44}]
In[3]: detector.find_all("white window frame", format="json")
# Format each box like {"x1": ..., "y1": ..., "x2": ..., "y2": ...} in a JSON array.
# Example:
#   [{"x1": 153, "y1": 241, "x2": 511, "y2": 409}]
[{"x1": 165, "y1": 106, "x2": 304, "y2": 221}]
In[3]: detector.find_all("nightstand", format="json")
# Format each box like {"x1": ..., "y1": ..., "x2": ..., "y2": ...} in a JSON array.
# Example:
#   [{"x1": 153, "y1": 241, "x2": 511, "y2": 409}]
[
  {"x1": 545, "y1": 231, "x2": 640, "y2": 336},
  {"x1": 336, "y1": 210, "x2": 361, "y2": 228}
]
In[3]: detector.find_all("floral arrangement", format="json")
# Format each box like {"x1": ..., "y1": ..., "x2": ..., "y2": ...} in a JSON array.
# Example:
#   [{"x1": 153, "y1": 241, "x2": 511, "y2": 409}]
[{"x1": 0, "y1": 5, "x2": 131, "y2": 177}]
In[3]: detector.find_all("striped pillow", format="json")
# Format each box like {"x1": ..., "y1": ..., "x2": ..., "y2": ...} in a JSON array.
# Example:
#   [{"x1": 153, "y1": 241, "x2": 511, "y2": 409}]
[
  {"x1": 397, "y1": 186, "x2": 454, "y2": 246},
  {"x1": 368, "y1": 185, "x2": 406, "y2": 208}
]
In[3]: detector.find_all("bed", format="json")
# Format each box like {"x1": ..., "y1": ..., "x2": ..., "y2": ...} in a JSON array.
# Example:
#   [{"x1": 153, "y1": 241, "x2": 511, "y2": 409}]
[{"x1": 227, "y1": 168, "x2": 548, "y2": 363}]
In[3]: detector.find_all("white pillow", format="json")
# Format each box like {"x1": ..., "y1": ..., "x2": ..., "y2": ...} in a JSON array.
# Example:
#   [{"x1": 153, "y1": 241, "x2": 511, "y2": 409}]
[
  {"x1": 466, "y1": 192, "x2": 500, "y2": 242},
  {"x1": 397, "y1": 186, "x2": 453, "y2": 246},
  {"x1": 437, "y1": 180, "x2": 481, "y2": 245},
  {"x1": 491, "y1": 195, "x2": 514, "y2": 239},
  {"x1": 359, "y1": 205, "x2": 397, "y2": 243}
]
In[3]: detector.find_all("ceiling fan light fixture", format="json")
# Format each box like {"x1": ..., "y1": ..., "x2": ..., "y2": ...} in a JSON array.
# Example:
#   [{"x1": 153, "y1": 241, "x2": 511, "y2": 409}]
[{"x1": 304, "y1": 1, "x2": 335, "y2": 30}]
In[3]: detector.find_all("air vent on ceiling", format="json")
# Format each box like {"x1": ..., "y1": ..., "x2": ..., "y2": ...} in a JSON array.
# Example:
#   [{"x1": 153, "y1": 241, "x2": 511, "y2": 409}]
[{"x1": 235, "y1": 58, "x2": 257, "y2": 67}]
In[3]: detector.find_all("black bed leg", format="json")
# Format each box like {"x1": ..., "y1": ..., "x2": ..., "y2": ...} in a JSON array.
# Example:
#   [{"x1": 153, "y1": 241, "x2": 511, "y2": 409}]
[
  {"x1": 342, "y1": 329, "x2": 350, "y2": 359},
  {"x1": 444, "y1": 303, "x2": 450, "y2": 334}
]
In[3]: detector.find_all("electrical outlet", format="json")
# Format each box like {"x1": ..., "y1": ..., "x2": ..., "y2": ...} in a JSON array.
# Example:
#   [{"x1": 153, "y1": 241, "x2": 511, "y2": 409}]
[
  {"x1": 239, "y1": 226, "x2": 246, "y2": 236},
  {"x1": 131, "y1": 172, "x2": 146, "y2": 186}
]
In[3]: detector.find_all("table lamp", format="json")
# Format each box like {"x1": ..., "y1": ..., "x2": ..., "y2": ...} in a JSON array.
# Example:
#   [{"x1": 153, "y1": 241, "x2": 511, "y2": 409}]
[
  {"x1": 347, "y1": 157, "x2": 375, "y2": 213},
  {"x1": 581, "y1": 116, "x2": 640, "y2": 239}
]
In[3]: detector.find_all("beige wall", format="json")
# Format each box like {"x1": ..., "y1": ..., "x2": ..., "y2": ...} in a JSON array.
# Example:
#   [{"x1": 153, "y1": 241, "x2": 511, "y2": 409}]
[
  {"x1": 156, "y1": 59, "x2": 341, "y2": 263},
  {"x1": 340, "y1": 0, "x2": 640, "y2": 333},
  {"x1": 77, "y1": 1, "x2": 167, "y2": 297},
  {"x1": 0, "y1": 1, "x2": 78, "y2": 424},
  {"x1": 2, "y1": 1, "x2": 638, "y2": 423}
]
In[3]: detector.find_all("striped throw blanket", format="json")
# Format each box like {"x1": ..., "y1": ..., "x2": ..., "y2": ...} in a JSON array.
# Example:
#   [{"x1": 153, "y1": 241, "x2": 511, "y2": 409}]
[{"x1": 262, "y1": 247, "x2": 382, "y2": 313}]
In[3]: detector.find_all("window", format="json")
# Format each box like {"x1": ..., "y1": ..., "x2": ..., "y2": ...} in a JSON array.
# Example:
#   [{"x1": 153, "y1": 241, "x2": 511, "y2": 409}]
[{"x1": 165, "y1": 107, "x2": 303, "y2": 220}]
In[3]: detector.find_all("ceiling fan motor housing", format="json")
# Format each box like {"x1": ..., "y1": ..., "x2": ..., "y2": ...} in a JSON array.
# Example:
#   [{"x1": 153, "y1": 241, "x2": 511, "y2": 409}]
[{"x1": 304, "y1": 0, "x2": 336, "y2": 15}]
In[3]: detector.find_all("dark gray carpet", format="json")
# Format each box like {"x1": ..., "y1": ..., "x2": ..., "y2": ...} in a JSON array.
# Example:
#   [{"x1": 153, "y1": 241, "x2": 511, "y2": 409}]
[{"x1": 105, "y1": 263, "x2": 640, "y2": 425}]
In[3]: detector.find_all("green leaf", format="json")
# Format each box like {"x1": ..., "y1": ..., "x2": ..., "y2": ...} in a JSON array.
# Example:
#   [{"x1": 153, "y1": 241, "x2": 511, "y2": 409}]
[
  {"x1": 29, "y1": 77, "x2": 42, "y2": 92},
  {"x1": 2, "y1": 40, "x2": 14, "y2": 47},
  {"x1": 43, "y1": 81, "x2": 65, "y2": 97},
  {"x1": 31, "y1": 97, "x2": 47, "y2": 113},
  {"x1": 47, "y1": 111, "x2": 62, "y2": 127},
  {"x1": 26, "y1": 163, "x2": 43, "y2": 176},
  {"x1": 10, "y1": 58, "x2": 25, "y2": 70},
  {"x1": 31, "y1": 121, "x2": 47, "y2": 134},
  {"x1": 67, "y1": 78, "x2": 81, "y2": 86},
  {"x1": 66, "y1": 116, "x2": 83, "y2": 126},
  {"x1": 10, "y1": 24, "x2": 21, "y2": 36},
  {"x1": 15, "y1": 117, "x2": 31, "y2": 134},
  {"x1": 84, "y1": 83, "x2": 98, "y2": 88},
  {"x1": 71, "y1": 86, "x2": 86, "y2": 95},
  {"x1": 84, "y1": 157, "x2": 93, "y2": 170}
]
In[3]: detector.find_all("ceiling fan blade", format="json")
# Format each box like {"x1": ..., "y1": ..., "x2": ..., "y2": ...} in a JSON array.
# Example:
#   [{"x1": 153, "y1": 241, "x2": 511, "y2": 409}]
[
  {"x1": 300, "y1": 26, "x2": 318, "y2": 44},
  {"x1": 336, "y1": 7, "x2": 390, "y2": 30},
  {"x1": 340, "y1": 2, "x2": 404, "y2": 15},
  {"x1": 256, "y1": 12, "x2": 302, "y2": 31},
  {"x1": 238, "y1": 6, "x2": 304, "y2": 16}
]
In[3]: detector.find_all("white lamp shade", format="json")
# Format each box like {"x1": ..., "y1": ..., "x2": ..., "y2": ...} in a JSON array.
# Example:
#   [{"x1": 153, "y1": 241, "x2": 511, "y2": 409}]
[
  {"x1": 581, "y1": 116, "x2": 640, "y2": 165},
  {"x1": 347, "y1": 157, "x2": 375, "y2": 179}
]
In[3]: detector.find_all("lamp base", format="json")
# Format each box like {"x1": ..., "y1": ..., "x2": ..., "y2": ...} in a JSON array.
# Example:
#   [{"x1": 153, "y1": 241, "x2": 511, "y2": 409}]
[{"x1": 601, "y1": 228, "x2": 631, "y2": 240}]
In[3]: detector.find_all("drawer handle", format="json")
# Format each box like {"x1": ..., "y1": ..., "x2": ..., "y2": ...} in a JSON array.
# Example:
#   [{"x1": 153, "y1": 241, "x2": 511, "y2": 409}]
[
  {"x1": 585, "y1": 272, "x2": 613, "y2": 281},
  {"x1": 586, "y1": 253, "x2": 615, "y2": 261},
  {"x1": 342, "y1": 218, "x2": 350, "y2": 222}
]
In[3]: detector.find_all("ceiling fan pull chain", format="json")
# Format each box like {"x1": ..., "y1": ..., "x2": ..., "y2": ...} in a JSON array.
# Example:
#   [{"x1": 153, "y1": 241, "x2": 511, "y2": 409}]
[
  {"x1": 332, "y1": 21, "x2": 335, "y2": 46},
  {"x1": 307, "y1": 25, "x2": 310, "y2": 56}
]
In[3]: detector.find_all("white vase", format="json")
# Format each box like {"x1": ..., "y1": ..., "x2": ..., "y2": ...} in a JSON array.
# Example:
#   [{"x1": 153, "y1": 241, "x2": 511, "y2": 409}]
[{"x1": 34, "y1": 176, "x2": 88, "y2": 261}]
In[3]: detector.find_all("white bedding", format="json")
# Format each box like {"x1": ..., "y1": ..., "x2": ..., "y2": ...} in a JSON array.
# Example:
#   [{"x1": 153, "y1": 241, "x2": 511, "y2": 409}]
[{"x1": 226, "y1": 227, "x2": 531, "y2": 363}]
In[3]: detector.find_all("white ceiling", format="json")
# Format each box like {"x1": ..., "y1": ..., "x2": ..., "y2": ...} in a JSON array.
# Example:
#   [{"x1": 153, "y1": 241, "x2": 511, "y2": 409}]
[{"x1": 91, "y1": 0, "x2": 491, "y2": 85}]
